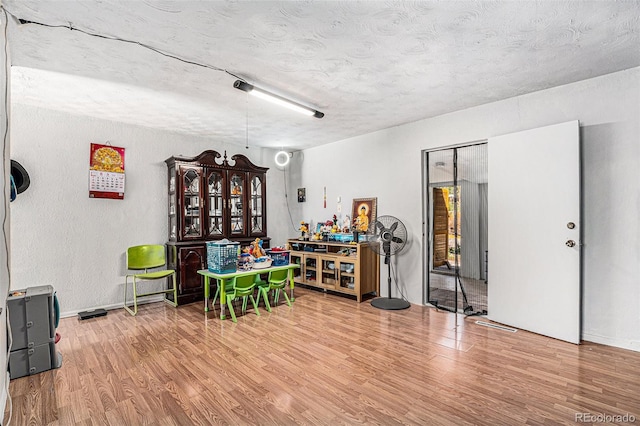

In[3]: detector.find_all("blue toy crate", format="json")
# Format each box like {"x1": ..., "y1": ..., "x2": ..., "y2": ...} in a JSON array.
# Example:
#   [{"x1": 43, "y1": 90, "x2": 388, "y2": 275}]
[
  {"x1": 267, "y1": 250, "x2": 290, "y2": 266},
  {"x1": 330, "y1": 233, "x2": 354, "y2": 243},
  {"x1": 206, "y1": 240, "x2": 240, "y2": 273}
]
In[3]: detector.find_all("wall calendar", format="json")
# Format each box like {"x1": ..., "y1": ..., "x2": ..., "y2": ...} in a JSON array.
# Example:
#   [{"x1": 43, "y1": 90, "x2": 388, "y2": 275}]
[{"x1": 89, "y1": 143, "x2": 126, "y2": 199}]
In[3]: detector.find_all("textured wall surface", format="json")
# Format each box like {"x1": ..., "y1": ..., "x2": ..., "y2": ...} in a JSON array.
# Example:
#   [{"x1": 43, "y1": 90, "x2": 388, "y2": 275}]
[
  {"x1": 296, "y1": 68, "x2": 640, "y2": 351},
  {"x1": 9, "y1": 105, "x2": 290, "y2": 316}
]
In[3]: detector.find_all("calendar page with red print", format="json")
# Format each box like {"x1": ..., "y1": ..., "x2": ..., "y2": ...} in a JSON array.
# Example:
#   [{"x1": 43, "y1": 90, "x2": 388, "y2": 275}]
[{"x1": 89, "y1": 143, "x2": 126, "y2": 199}]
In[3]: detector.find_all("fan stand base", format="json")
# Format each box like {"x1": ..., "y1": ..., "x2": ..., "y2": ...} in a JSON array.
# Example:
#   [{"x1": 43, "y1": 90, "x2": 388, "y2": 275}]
[{"x1": 371, "y1": 297, "x2": 410, "y2": 310}]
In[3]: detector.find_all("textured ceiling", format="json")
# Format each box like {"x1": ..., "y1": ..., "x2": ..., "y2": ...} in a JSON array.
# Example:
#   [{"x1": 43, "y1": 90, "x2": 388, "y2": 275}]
[{"x1": 3, "y1": 1, "x2": 640, "y2": 150}]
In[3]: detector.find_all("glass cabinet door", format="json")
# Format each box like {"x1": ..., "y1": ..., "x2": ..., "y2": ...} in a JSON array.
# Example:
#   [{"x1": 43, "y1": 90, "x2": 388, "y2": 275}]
[
  {"x1": 304, "y1": 255, "x2": 317, "y2": 284},
  {"x1": 338, "y1": 260, "x2": 356, "y2": 291},
  {"x1": 249, "y1": 174, "x2": 265, "y2": 236},
  {"x1": 168, "y1": 169, "x2": 177, "y2": 241},
  {"x1": 206, "y1": 170, "x2": 224, "y2": 237},
  {"x1": 229, "y1": 172, "x2": 245, "y2": 236},
  {"x1": 321, "y1": 258, "x2": 337, "y2": 287},
  {"x1": 182, "y1": 167, "x2": 203, "y2": 239}
]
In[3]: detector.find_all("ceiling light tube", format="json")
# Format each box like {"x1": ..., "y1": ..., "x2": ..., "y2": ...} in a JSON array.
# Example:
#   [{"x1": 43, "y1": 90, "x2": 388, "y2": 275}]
[{"x1": 233, "y1": 80, "x2": 324, "y2": 118}]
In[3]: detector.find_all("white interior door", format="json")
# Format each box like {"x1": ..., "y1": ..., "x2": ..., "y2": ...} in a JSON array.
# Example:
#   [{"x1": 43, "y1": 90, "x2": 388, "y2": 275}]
[{"x1": 488, "y1": 120, "x2": 580, "y2": 343}]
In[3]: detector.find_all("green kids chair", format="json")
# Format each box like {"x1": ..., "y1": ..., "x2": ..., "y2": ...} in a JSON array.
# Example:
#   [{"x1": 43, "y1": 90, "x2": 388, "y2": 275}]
[
  {"x1": 124, "y1": 244, "x2": 178, "y2": 316},
  {"x1": 225, "y1": 274, "x2": 261, "y2": 323},
  {"x1": 256, "y1": 269, "x2": 292, "y2": 309}
]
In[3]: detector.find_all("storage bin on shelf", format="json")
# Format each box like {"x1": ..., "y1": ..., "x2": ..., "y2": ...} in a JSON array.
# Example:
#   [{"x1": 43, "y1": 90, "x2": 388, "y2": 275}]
[
  {"x1": 207, "y1": 239, "x2": 240, "y2": 273},
  {"x1": 357, "y1": 234, "x2": 372, "y2": 242},
  {"x1": 328, "y1": 233, "x2": 354, "y2": 243},
  {"x1": 266, "y1": 249, "x2": 290, "y2": 266}
]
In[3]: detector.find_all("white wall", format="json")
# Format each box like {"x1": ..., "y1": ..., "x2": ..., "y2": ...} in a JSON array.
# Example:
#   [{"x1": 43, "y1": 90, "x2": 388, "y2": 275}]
[
  {"x1": 0, "y1": 7, "x2": 10, "y2": 416},
  {"x1": 295, "y1": 67, "x2": 640, "y2": 351},
  {"x1": 9, "y1": 104, "x2": 290, "y2": 316}
]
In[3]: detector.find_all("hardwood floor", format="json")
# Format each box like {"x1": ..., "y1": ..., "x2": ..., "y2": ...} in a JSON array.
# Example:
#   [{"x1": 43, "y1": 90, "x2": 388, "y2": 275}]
[{"x1": 4, "y1": 287, "x2": 640, "y2": 425}]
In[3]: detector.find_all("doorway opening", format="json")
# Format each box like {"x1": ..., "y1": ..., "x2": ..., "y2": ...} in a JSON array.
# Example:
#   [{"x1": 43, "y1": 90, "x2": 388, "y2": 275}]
[
  {"x1": 431, "y1": 185, "x2": 461, "y2": 275},
  {"x1": 423, "y1": 143, "x2": 487, "y2": 316}
]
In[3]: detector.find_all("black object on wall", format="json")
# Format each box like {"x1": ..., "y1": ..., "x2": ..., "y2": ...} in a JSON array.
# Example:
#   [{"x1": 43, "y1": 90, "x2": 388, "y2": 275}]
[
  {"x1": 11, "y1": 160, "x2": 31, "y2": 201},
  {"x1": 11, "y1": 160, "x2": 30, "y2": 194}
]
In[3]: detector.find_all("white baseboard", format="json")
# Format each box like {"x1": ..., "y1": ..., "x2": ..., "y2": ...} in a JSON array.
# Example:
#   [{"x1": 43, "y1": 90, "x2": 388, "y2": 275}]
[
  {"x1": 582, "y1": 333, "x2": 640, "y2": 352},
  {"x1": 59, "y1": 295, "x2": 165, "y2": 318}
]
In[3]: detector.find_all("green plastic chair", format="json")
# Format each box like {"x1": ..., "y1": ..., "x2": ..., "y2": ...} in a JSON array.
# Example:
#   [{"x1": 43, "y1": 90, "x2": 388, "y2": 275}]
[
  {"x1": 225, "y1": 275, "x2": 261, "y2": 322},
  {"x1": 257, "y1": 269, "x2": 292, "y2": 309},
  {"x1": 248, "y1": 274, "x2": 269, "y2": 312},
  {"x1": 124, "y1": 245, "x2": 178, "y2": 316},
  {"x1": 213, "y1": 275, "x2": 267, "y2": 310}
]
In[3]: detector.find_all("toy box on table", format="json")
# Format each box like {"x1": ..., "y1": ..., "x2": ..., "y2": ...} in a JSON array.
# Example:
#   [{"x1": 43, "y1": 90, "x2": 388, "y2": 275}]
[
  {"x1": 266, "y1": 249, "x2": 290, "y2": 266},
  {"x1": 207, "y1": 240, "x2": 240, "y2": 273}
]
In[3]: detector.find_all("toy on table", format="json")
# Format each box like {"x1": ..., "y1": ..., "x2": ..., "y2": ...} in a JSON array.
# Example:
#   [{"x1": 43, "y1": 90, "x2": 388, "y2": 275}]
[
  {"x1": 239, "y1": 238, "x2": 271, "y2": 270},
  {"x1": 238, "y1": 252, "x2": 254, "y2": 270},
  {"x1": 252, "y1": 256, "x2": 272, "y2": 269},
  {"x1": 248, "y1": 238, "x2": 266, "y2": 258}
]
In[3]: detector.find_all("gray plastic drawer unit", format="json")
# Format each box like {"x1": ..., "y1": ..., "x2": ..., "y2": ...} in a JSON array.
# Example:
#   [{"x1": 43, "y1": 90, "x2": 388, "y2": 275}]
[
  {"x1": 7, "y1": 285, "x2": 62, "y2": 379},
  {"x1": 8, "y1": 341, "x2": 62, "y2": 378},
  {"x1": 8, "y1": 285, "x2": 56, "y2": 350}
]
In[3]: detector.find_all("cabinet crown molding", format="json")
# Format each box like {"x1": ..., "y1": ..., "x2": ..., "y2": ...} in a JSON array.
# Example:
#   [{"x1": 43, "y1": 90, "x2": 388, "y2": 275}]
[{"x1": 166, "y1": 150, "x2": 269, "y2": 173}]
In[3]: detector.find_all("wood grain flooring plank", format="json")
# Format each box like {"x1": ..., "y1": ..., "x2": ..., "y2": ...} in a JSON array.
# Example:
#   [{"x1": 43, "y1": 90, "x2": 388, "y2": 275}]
[
  {"x1": 5, "y1": 287, "x2": 640, "y2": 425},
  {"x1": 47, "y1": 404, "x2": 78, "y2": 426}
]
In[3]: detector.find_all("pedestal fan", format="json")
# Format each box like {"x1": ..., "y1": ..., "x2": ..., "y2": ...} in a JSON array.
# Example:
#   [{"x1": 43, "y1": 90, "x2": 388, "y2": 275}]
[{"x1": 367, "y1": 215, "x2": 411, "y2": 310}]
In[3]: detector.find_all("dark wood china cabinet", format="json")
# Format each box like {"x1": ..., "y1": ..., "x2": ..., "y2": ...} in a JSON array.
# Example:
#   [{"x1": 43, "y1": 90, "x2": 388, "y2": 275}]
[{"x1": 165, "y1": 150, "x2": 269, "y2": 305}]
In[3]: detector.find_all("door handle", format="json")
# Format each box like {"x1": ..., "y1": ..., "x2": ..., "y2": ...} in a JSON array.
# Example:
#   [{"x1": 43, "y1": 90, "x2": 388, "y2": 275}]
[{"x1": 566, "y1": 240, "x2": 576, "y2": 248}]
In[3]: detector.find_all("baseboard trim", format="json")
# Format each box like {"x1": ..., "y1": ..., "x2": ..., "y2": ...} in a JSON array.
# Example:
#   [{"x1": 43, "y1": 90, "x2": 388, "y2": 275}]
[
  {"x1": 583, "y1": 333, "x2": 640, "y2": 352},
  {"x1": 59, "y1": 295, "x2": 165, "y2": 318}
]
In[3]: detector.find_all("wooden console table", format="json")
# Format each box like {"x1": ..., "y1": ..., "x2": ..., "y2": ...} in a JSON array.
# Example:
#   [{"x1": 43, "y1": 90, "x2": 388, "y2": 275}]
[{"x1": 287, "y1": 239, "x2": 379, "y2": 302}]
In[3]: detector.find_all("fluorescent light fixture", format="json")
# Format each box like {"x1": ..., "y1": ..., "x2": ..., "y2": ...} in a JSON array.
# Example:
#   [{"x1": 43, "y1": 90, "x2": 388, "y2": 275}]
[
  {"x1": 275, "y1": 151, "x2": 292, "y2": 167},
  {"x1": 233, "y1": 80, "x2": 324, "y2": 118}
]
